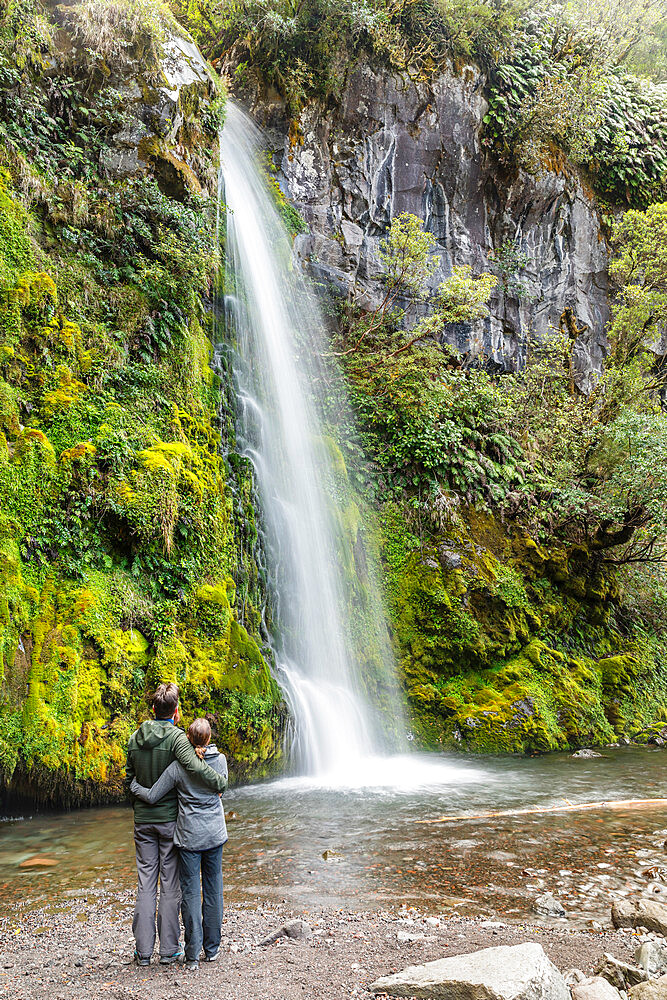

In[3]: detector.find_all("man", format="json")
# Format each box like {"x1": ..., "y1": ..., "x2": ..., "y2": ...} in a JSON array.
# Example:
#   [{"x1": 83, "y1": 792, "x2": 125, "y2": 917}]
[{"x1": 125, "y1": 682, "x2": 227, "y2": 966}]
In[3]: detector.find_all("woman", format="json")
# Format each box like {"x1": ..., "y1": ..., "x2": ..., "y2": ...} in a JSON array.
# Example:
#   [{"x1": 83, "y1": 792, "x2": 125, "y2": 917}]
[{"x1": 131, "y1": 718, "x2": 228, "y2": 970}]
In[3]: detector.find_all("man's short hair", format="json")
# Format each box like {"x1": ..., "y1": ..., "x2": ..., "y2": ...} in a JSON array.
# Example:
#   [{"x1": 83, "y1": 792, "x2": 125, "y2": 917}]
[
  {"x1": 152, "y1": 682, "x2": 179, "y2": 720},
  {"x1": 187, "y1": 718, "x2": 211, "y2": 747}
]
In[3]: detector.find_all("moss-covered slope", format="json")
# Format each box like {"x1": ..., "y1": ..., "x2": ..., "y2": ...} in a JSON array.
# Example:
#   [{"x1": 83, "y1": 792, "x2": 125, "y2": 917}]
[
  {"x1": 380, "y1": 503, "x2": 667, "y2": 753},
  {"x1": 0, "y1": 0, "x2": 284, "y2": 805}
]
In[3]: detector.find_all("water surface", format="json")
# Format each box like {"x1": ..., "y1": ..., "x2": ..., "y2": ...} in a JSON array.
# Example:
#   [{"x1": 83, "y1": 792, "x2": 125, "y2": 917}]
[{"x1": 2, "y1": 748, "x2": 666, "y2": 924}]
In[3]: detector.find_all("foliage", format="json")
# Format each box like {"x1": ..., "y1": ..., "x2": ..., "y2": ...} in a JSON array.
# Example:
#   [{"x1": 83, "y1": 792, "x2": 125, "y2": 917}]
[
  {"x1": 566, "y1": 0, "x2": 667, "y2": 70},
  {"x1": 0, "y1": 0, "x2": 284, "y2": 800},
  {"x1": 184, "y1": 0, "x2": 528, "y2": 111},
  {"x1": 65, "y1": 0, "x2": 182, "y2": 73},
  {"x1": 487, "y1": 237, "x2": 533, "y2": 301},
  {"x1": 626, "y1": 18, "x2": 667, "y2": 82},
  {"x1": 485, "y1": 205, "x2": 667, "y2": 567},
  {"x1": 484, "y1": 6, "x2": 667, "y2": 207},
  {"x1": 379, "y1": 501, "x2": 667, "y2": 753},
  {"x1": 339, "y1": 215, "x2": 519, "y2": 506},
  {"x1": 608, "y1": 201, "x2": 667, "y2": 359},
  {"x1": 347, "y1": 344, "x2": 525, "y2": 505},
  {"x1": 593, "y1": 75, "x2": 667, "y2": 206},
  {"x1": 339, "y1": 203, "x2": 667, "y2": 585},
  {"x1": 379, "y1": 211, "x2": 439, "y2": 298},
  {"x1": 344, "y1": 213, "x2": 497, "y2": 355}
]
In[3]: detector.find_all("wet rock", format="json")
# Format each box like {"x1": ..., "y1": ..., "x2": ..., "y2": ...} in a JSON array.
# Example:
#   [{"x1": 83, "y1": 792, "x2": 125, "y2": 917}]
[
  {"x1": 535, "y1": 893, "x2": 566, "y2": 917},
  {"x1": 612, "y1": 900, "x2": 667, "y2": 936},
  {"x1": 95, "y1": 29, "x2": 217, "y2": 198},
  {"x1": 596, "y1": 953, "x2": 647, "y2": 989},
  {"x1": 571, "y1": 749, "x2": 603, "y2": 759},
  {"x1": 370, "y1": 942, "x2": 570, "y2": 999},
  {"x1": 438, "y1": 547, "x2": 462, "y2": 570},
  {"x1": 635, "y1": 941, "x2": 667, "y2": 976},
  {"x1": 572, "y1": 979, "x2": 623, "y2": 1000},
  {"x1": 630, "y1": 975, "x2": 667, "y2": 999}
]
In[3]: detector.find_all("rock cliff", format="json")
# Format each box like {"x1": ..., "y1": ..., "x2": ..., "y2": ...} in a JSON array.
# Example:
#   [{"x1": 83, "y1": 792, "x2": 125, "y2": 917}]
[{"x1": 250, "y1": 61, "x2": 609, "y2": 390}]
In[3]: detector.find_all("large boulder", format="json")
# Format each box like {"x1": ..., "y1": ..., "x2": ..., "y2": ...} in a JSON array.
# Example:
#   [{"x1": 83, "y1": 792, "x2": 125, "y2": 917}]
[
  {"x1": 370, "y1": 942, "x2": 570, "y2": 999},
  {"x1": 630, "y1": 975, "x2": 667, "y2": 999},
  {"x1": 612, "y1": 900, "x2": 667, "y2": 936}
]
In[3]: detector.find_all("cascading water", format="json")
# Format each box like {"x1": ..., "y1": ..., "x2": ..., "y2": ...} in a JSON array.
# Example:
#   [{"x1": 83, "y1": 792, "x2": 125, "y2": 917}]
[{"x1": 218, "y1": 102, "x2": 405, "y2": 780}]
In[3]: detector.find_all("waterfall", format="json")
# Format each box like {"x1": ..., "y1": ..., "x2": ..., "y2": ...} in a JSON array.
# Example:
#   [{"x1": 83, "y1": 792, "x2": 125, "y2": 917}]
[{"x1": 218, "y1": 101, "x2": 405, "y2": 779}]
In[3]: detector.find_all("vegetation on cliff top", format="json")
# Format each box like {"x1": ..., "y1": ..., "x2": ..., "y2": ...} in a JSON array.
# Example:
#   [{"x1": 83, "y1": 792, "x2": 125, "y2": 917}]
[{"x1": 183, "y1": 0, "x2": 667, "y2": 208}]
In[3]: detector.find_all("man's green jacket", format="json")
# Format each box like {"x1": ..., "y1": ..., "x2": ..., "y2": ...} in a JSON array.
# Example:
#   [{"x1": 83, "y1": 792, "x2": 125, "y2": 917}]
[{"x1": 125, "y1": 719, "x2": 227, "y2": 824}]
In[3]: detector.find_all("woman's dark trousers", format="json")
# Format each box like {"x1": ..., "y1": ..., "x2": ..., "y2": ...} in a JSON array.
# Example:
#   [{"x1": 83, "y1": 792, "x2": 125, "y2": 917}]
[{"x1": 179, "y1": 845, "x2": 223, "y2": 961}]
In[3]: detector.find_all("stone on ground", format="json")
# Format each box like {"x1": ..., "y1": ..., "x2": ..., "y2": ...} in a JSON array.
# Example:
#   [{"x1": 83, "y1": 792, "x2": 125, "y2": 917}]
[
  {"x1": 284, "y1": 919, "x2": 312, "y2": 940},
  {"x1": 370, "y1": 942, "x2": 570, "y2": 999},
  {"x1": 612, "y1": 900, "x2": 667, "y2": 936},
  {"x1": 630, "y1": 974, "x2": 667, "y2": 999},
  {"x1": 259, "y1": 919, "x2": 312, "y2": 946},
  {"x1": 636, "y1": 942, "x2": 667, "y2": 976},
  {"x1": 571, "y1": 977, "x2": 623, "y2": 1000},
  {"x1": 596, "y1": 952, "x2": 647, "y2": 988},
  {"x1": 535, "y1": 893, "x2": 566, "y2": 917}
]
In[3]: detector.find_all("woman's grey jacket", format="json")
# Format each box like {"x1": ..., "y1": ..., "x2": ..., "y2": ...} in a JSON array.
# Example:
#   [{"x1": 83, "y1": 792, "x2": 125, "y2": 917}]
[{"x1": 130, "y1": 744, "x2": 228, "y2": 851}]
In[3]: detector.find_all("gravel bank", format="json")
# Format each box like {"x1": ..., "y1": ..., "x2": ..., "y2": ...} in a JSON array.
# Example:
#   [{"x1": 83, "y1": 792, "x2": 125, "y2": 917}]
[{"x1": 0, "y1": 887, "x2": 641, "y2": 1000}]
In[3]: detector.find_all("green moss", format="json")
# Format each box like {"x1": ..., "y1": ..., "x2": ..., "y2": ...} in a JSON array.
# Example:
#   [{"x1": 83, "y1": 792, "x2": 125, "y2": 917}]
[
  {"x1": 379, "y1": 502, "x2": 667, "y2": 753},
  {"x1": 0, "y1": 178, "x2": 35, "y2": 288},
  {"x1": 0, "y1": 2, "x2": 282, "y2": 804}
]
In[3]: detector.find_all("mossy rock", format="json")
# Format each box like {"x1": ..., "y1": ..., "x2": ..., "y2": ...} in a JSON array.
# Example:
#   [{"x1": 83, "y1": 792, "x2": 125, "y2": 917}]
[{"x1": 381, "y1": 502, "x2": 667, "y2": 754}]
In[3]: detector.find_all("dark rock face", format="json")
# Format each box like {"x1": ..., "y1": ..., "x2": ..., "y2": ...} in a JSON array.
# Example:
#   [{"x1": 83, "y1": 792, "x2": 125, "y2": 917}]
[
  {"x1": 96, "y1": 32, "x2": 218, "y2": 198},
  {"x1": 251, "y1": 61, "x2": 609, "y2": 388}
]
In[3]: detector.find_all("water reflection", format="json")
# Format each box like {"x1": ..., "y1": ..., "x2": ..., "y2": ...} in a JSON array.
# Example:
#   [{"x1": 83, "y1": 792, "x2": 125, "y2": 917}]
[{"x1": 2, "y1": 747, "x2": 666, "y2": 924}]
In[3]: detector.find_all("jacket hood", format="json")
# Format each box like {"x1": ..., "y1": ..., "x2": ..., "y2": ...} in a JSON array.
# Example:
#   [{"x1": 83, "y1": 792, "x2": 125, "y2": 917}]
[
  {"x1": 134, "y1": 719, "x2": 176, "y2": 749},
  {"x1": 202, "y1": 744, "x2": 220, "y2": 761}
]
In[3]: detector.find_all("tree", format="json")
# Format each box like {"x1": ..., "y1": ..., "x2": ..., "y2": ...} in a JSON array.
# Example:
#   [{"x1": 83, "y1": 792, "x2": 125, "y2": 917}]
[
  {"x1": 607, "y1": 201, "x2": 667, "y2": 399},
  {"x1": 567, "y1": 0, "x2": 667, "y2": 68},
  {"x1": 346, "y1": 212, "x2": 496, "y2": 355}
]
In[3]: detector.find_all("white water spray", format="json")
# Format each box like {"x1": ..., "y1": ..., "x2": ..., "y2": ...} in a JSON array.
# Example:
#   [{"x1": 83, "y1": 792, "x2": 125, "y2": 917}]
[{"x1": 219, "y1": 102, "x2": 404, "y2": 779}]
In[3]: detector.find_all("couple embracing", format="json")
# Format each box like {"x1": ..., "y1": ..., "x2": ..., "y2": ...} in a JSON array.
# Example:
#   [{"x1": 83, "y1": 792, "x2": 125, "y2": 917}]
[{"x1": 125, "y1": 682, "x2": 229, "y2": 970}]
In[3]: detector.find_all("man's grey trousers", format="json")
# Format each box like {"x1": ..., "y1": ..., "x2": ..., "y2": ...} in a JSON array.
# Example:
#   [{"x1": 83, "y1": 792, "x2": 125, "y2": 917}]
[{"x1": 132, "y1": 822, "x2": 181, "y2": 959}]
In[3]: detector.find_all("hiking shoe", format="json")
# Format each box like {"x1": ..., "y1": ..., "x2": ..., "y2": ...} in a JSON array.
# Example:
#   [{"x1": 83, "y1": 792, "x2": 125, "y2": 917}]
[
  {"x1": 184, "y1": 959, "x2": 199, "y2": 970},
  {"x1": 134, "y1": 952, "x2": 151, "y2": 967},
  {"x1": 159, "y1": 949, "x2": 185, "y2": 965},
  {"x1": 204, "y1": 949, "x2": 219, "y2": 962}
]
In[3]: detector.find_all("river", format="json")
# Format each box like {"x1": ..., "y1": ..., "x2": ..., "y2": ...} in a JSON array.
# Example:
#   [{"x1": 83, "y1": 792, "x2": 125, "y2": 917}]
[{"x1": 2, "y1": 747, "x2": 666, "y2": 925}]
